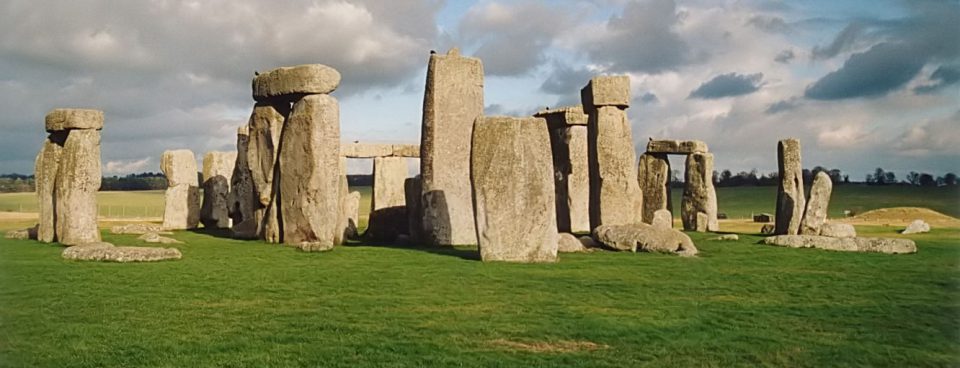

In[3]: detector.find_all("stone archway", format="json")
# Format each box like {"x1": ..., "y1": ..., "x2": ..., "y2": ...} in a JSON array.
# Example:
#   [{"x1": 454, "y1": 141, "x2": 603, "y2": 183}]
[
  {"x1": 340, "y1": 142, "x2": 420, "y2": 243},
  {"x1": 637, "y1": 139, "x2": 718, "y2": 232}
]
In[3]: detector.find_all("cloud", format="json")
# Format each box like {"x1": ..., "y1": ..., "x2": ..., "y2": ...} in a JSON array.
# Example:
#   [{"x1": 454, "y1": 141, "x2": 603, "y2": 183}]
[
  {"x1": 765, "y1": 98, "x2": 800, "y2": 114},
  {"x1": 811, "y1": 23, "x2": 867, "y2": 60},
  {"x1": 774, "y1": 49, "x2": 795, "y2": 64},
  {"x1": 804, "y1": 42, "x2": 925, "y2": 100},
  {"x1": 688, "y1": 73, "x2": 764, "y2": 99},
  {"x1": 913, "y1": 64, "x2": 960, "y2": 94},
  {"x1": 582, "y1": 0, "x2": 690, "y2": 73},
  {"x1": 817, "y1": 124, "x2": 868, "y2": 148},
  {"x1": 459, "y1": 1, "x2": 572, "y2": 76},
  {"x1": 747, "y1": 15, "x2": 790, "y2": 33},
  {"x1": 894, "y1": 111, "x2": 960, "y2": 157},
  {"x1": 104, "y1": 157, "x2": 152, "y2": 175}
]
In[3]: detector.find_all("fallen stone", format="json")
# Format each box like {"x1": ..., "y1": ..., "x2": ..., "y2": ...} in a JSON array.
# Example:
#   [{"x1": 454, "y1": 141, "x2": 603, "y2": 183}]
[
  {"x1": 200, "y1": 151, "x2": 237, "y2": 229},
  {"x1": 279, "y1": 94, "x2": 341, "y2": 248},
  {"x1": 651, "y1": 209, "x2": 673, "y2": 229},
  {"x1": 62, "y1": 242, "x2": 182, "y2": 262},
  {"x1": 137, "y1": 232, "x2": 183, "y2": 244},
  {"x1": 558, "y1": 233, "x2": 588, "y2": 253},
  {"x1": 681, "y1": 152, "x2": 718, "y2": 232},
  {"x1": 901, "y1": 219, "x2": 930, "y2": 234},
  {"x1": 800, "y1": 171, "x2": 833, "y2": 235},
  {"x1": 420, "y1": 47, "x2": 483, "y2": 246},
  {"x1": 645, "y1": 139, "x2": 708, "y2": 154},
  {"x1": 44, "y1": 108, "x2": 104, "y2": 132},
  {"x1": 775, "y1": 138, "x2": 805, "y2": 235},
  {"x1": 593, "y1": 223, "x2": 698, "y2": 256},
  {"x1": 252, "y1": 64, "x2": 341, "y2": 101},
  {"x1": 763, "y1": 235, "x2": 916, "y2": 254},
  {"x1": 536, "y1": 105, "x2": 590, "y2": 233},
  {"x1": 472, "y1": 116, "x2": 558, "y2": 263},
  {"x1": 110, "y1": 223, "x2": 169, "y2": 235},
  {"x1": 55, "y1": 129, "x2": 102, "y2": 246},
  {"x1": 821, "y1": 222, "x2": 857, "y2": 238},
  {"x1": 579, "y1": 235, "x2": 600, "y2": 249},
  {"x1": 580, "y1": 75, "x2": 630, "y2": 108},
  {"x1": 5, "y1": 228, "x2": 32, "y2": 240},
  {"x1": 637, "y1": 153, "x2": 671, "y2": 224},
  {"x1": 709, "y1": 234, "x2": 739, "y2": 241}
]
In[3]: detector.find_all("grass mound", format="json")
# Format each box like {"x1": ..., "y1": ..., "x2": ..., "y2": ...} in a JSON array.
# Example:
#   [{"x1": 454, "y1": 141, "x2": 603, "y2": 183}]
[{"x1": 847, "y1": 207, "x2": 960, "y2": 227}]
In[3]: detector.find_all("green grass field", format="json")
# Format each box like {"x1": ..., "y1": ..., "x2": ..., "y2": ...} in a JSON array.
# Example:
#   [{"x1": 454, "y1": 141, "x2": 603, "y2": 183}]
[{"x1": 0, "y1": 186, "x2": 958, "y2": 367}]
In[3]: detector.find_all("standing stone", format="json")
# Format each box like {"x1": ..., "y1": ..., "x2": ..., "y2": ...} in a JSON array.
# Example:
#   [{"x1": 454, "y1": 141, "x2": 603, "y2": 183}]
[
  {"x1": 161, "y1": 150, "x2": 200, "y2": 230},
  {"x1": 582, "y1": 76, "x2": 643, "y2": 229},
  {"x1": 471, "y1": 116, "x2": 558, "y2": 263},
  {"x1": 800, "y1": 171, "x2": 833, "y2": 235},
  {"x1": 230, "y1": 126, "x2": 257, "y2": 237},
  {"x1": 534, "y1": 106, "x2": 590, "y2": 233},
  {"x1": 637, "y1": 152, "x2": 671, "y2": 224},
  {"x1": 651, "y1": 209, "x2": 673, "y2": 229},
  {"x1": 200, "y1": 151, "x2": 237, "y2": 229},
  {"x1": 341, "y1": 191, "x2": 361, "y2": 241},
  {"x1": 334, "y1": 157, "x2": 350, "y2": 245},
  {"x1": 35, "y1": 134, "x2": 65, "y2": 243},
  {"x1": 775, "y1": 139, "x2": 805, "y2": 235},
  {"x1": 246, "y1": 102, "x2": 289, "y2": 242},
  {"x1": 420, "y1": 47, "x2": 483, "y2": 246},
  {"x1": 365, "y1": 157, "x2": 409, "y2": 242},
  {"x1": 278, "y1": 94, "x2": 341, "y2": 250},
  {"x1": 252, "y1": 64, "x2": 341, "y2": 102},
  {"x1": 404, "y1": 176, "x2": 423, "y2": 243},
  {"x1": 681, "y1": 152, "x2": 718, "y2": 232},
  {"x1": 51, "y1": 113, "x2": 103, "y2": 246}
]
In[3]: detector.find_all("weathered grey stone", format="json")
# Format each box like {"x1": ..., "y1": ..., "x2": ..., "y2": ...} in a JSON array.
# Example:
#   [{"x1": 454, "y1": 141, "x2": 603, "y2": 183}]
[
  {"x1": 138, "y1": 232, "x2": 183, "y2": 244},
  {"x1": 558, "y1": 232, "x2": 588, "y2": 253},
  {"x1": 341, "y1": 143, "x2": 420, "y2": 158},
  {"x1": 580, "y1": 75, "x2": 630, "y2": 108},
  {"x1": 471, "y1": 116, "x2": 558, "y2": 263},
  {"x1": 44, "y1": 108, "x2": 103, "y2": 132},
  {"x1": 901, "y1": 219, "x2": 930, "y2": 234},
  {"x1": 200, "y1": 151, "x2": 237, "y2": 229},
  {"x1": 800, "y1": 171, "x2": 833, "y2": 235},
  {"x1": 162, "y1": 184, "x2": 201, "y2": 230},
  {"x1": 62, "y1": 242, "x2": 182, "y2": 262},
  {"x1": 775, "y1": 139, "x2": 805, "y2": 235},
  {"x1": 252, "y1": 64, "x2": 340, "y2": 101},
  {"x1": 592, "y1": 223, "x2": 698, "y2": 256},
  {"x1": 681, "y1": 152, "x2": 718, "y2": 232},
  {"x1": 160, "y1": 149, "x2": 199, "y2": 187},
  {"x1": 645, "y1": 139, "x2": 708, "y2": 154},
  {"x1": 579, "y1": 235, "x2": 599, "y2": 249},
  {"x1": 55, "y1": 129, "x2": 101, "y2": 246},
  {"x1": 229, "y1": 125, "x2": 257, "y2": 233},
  {"x1": 341, "y1": 191, "x2": 361, "y2": 241},
  {"x1": 278, "y1": 94, "x2": 341, "y2": 249},
  {"x1": 709, "y1": 234, "x2": 739, "y2": 241},
  {"x1": 763, "y1": 235, "x2": 916, "y2": 254},
  {"x1": 821, "y1": 222, "x2": 856, "y2": 238},
  {"x1": 536, "y1": 105, "x2": 590, "y2": 233},
  {"x1": 246, "y1": 102, "x2": 288, "y2": 243},
  {"x1": 365, "y1": 157, "x2": 409, "y2": 243},
  {"x1": 584, "y1": 78, "x2": 643, "y2": 228},
  {"x1": 637, "y1": 153, "x2": 671, "y2": 224},
  {"x1": 420, "y1": 47, "x2": 483, "y2": 246},
  {"x1": 111, "y1": 223, "x2": 167, "y2": 235},
  {"x1": 5, "y1": 228, "x2": 31, "y2": 240},
  {"x1": 35, "y1": 134, "x2": 64, "y2": 243},
  {"x1": 334, "y1": 158, "x2": 349, "y2": 245},
  {"x1": 404, "y1": 177, "x2": 423, "y2": 243},
  {"x1": 651, "y1": 209, "x2": 673, "y2": 229}
]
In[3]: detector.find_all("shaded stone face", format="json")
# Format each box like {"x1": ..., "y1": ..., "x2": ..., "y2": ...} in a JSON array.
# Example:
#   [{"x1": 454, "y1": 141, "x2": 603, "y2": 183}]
[
  {"x1": 585, "y1": 101, "x2": 643, "y2": 229},
  {"x1": 229, "y1": 126, "x2": 257, "y2": 232},
  {"x1": 536, "y1": 105, "x2": 590, "y2": 234},
  {"x1": 252, "y1": 64, "x2": 341, "y2": 102},
  {"x1": 200, "y1": 151, "x2": 237, "y2": 229},
  {"x1": 55, "y1": 129, "x2": 102, "y2": 246},
  {"x1": 246, "y1": 102, "x2": 289, "y2": 242},
  {"x1": 278, "y1": 94, "x2": 341, "y2": 249},
  {"x1": 775, "y1": 139, "x2": 805, "y2": 235},
  {"x1": 420, "y1": 48, "x2": 483, "y2": 246},
  {"x1": 365, "y1": 157, "x2": 409, "y2": 243},
  {"x1": 404, "y1": 176, "x2": 423, "y2": 244},
  {"x1": 681, "y1": 152, "x2": 718, "y2": 232},
  {"x1": 35, "y1": 133, "x2": 65, "y2": 243},
  {"x1": 637, "y1": 153, "x2": 671, "y2": 224},
  {"x1": 471, "y1": 116, "x2": 558, "y2": 263},
  {"x1": 580, "y1": 76, "x2": 630, "y2": 108},
  {"x1": 800, "y1": 171, "x2": 833, "y2": 235},
  {"x1": 160, "y1": 149, "x2": 200, "y2": 230}
]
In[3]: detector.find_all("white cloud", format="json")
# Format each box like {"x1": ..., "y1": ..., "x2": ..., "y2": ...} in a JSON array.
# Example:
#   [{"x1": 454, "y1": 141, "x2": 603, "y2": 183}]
[{"x1": 104, "y1": 157, "x2": 152, "y2": 175}]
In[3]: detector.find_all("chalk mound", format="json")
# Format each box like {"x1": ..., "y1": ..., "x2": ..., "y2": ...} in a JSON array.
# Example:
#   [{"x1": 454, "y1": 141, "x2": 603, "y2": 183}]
[{"x1": 846, "y1": 207, "x2": 960, "y2": 227}]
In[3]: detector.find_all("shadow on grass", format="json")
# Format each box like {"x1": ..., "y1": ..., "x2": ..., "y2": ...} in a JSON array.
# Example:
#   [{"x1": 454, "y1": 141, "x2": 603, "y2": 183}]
[
  {"x1": 186, "y1": 227, "x2": 235, "y2": 239},
  {"x1": 343, "y1": 238, "x2": 481, "y2": 261}
]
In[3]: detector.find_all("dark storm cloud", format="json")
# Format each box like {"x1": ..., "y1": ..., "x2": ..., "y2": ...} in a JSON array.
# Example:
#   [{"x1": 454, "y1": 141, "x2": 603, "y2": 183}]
[
  {"x1": 585, "y1": 0, "x2": 690, "y2": 74},
  {"x1": 539, "y1": 63, "x2": 594, "y2": 95},
  {"x1": 774, "y1": 49, "x2": 795, "y2": 64},
  {"x1": 765, "y1": 99, "x2": 800, "y2": 114},
  {"x1": 811, "y1": 23, "x2": 867, "y2": 60},
  {"x1": 805, "y1": 42, "x2": 925, "y2": 100},
  {"x1": 689, "y1": 73, "x2": 764, "y2": 99}
]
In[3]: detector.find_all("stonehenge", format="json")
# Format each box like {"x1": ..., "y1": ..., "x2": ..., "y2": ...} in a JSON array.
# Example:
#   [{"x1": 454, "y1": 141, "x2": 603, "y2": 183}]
[
  {"x1": 229, "y1": 126, "x2": 257, "y2": 237},
  {"x1": 775, "y1": 139, "x2": 805, "y2": 235},
  {"x1": 471, "y1": 116, "x2": 558, "y2": 263},
  {"x1": 799, "y1": 171, "x2": 833, "y2": 235},
  {"x1": 636, "y1": 139, "x2": 717, "y2": 232},
  {"x1": 681, "y1": 152, "x2": 718, "y2": 232},
  {"x1": 36, "y1": 108, "x2": 103, "y2": 246},
  {"x1": 161, "y1": 149, "x2": 200, "y2": 230},
  {"x1": 420, "y1": 47, "x2": 483, "y2": 246},
  {"x1": 534, "y1": 105, "x2": 590, "y2": 234},
  {"x1": 200, "y1": 151, "x2": 237, "y2": 229},
  {"x1": 637, "y1": 153, "x2": 671, "y2": 225},
  {"x1": 593, "y1": 223, "x2": 698, "y2": 256},
  {"x1": 763, "y1": 235, "x2": 916, "y2": 254},
  {"x1": 582, "y1": 76, "x2": 643, "y2": 229},
  {"x1": 364, "y1": 156, "x2": 410, "y2": 242}
]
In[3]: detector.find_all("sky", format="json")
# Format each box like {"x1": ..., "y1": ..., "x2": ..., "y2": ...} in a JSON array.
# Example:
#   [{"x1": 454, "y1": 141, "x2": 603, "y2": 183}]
[{"x1": 0, "y1": 0, "x2": 957, "y2": 179}]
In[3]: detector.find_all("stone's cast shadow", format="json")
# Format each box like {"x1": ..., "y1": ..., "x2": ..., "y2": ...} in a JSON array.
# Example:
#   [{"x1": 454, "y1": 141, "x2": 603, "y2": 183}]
[
  {"x1": 187, "y1": 226, "x2": 235, "y2": 239},
  {"x1": 342, "y1": 239, "x2": 480, "y2": 261}
]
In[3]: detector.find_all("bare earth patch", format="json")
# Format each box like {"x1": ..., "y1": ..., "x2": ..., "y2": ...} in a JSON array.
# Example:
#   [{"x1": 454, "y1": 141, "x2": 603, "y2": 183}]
[{"x1": 487, "y1": 339, "x2": 609, "y2": 353}]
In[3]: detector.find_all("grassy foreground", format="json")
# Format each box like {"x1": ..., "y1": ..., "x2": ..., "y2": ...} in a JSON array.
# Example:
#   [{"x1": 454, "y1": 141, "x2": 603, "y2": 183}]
[{"x1": 1, "y1": 225, "x2": 958, "y2": 367}]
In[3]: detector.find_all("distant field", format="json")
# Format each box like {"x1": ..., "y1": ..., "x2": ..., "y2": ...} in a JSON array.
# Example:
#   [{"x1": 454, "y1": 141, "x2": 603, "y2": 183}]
[{"x1": 1, "y1": 185, "x2": 956, "y2": 221}]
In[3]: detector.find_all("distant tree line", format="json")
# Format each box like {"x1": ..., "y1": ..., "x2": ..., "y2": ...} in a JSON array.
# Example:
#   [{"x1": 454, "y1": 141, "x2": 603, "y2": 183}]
[{"x1": 869, "y1": 168, "x2": 957, "y2": 186}]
